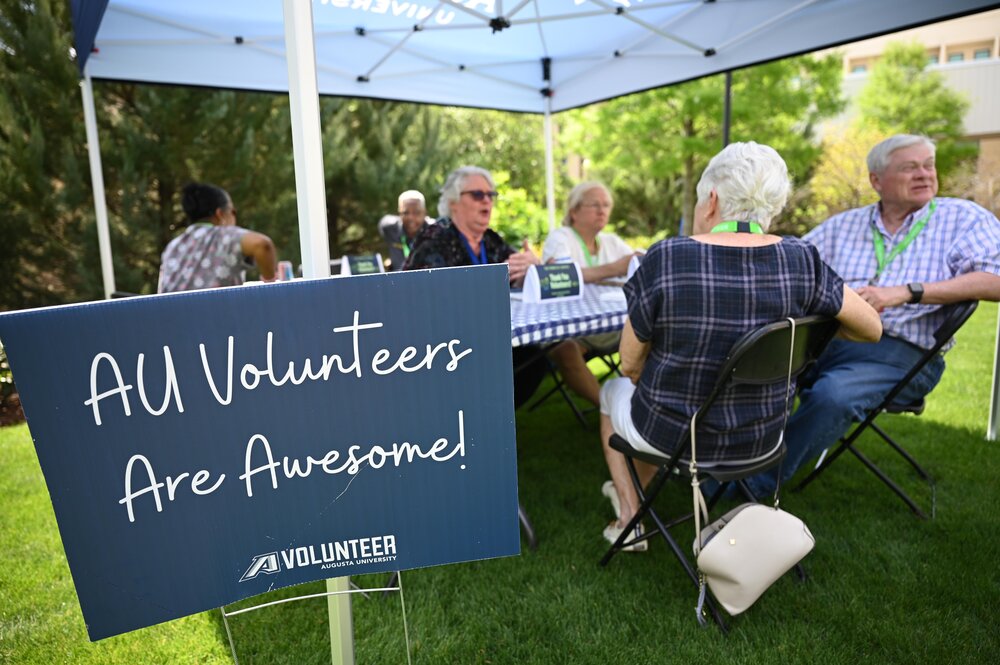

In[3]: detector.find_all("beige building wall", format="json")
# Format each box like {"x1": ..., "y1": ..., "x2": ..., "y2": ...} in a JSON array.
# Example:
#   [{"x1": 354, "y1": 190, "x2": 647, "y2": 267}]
[{"x1": 832, "y1": 9, "x2": 1000, "y2": 72}]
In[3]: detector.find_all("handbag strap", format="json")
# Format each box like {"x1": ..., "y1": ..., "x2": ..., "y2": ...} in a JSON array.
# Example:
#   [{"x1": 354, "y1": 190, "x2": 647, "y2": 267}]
[
  {"x1": 691, "y1": 317, "x2": 797, "y2": 555},
  {"x1": 772, "y1": 317, "x2": 797, "y2": 508}
]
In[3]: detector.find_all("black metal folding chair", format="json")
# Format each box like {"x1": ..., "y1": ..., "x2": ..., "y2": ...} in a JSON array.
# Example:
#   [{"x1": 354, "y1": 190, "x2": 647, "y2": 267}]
[
  {"x1": 793, "y1": 301, "x2": 978, "y2": 519},
  {"x1": 600, "y1": 315, "x2": 839, "y2": 632},
  {"x1": 529, "y1": 345, "x2": 622, "y2": 429}
]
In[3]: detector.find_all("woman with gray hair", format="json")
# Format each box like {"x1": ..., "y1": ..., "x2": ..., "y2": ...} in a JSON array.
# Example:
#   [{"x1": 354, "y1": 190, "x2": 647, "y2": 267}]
[
  {"x1": 542, "y1": 181, "x2": 639, "y2": 283},
  {"x1": 404, "y1": 165, "x2": 560, "y2": 409},
  {"x1": 596, "y1": 141, "x2": 881, "y2": 550},
  {"x1": 539, "y1": 181, "x2": 642, "y2": 407},
  {"x1": 404, "y1": 166, "x2": 538, "y2": 283}
]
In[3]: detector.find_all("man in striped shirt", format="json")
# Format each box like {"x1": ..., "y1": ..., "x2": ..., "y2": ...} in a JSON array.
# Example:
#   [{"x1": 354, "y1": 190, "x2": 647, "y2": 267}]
[{"x1": 749, "y1": 134, "x2": 1000, "y2": 494}]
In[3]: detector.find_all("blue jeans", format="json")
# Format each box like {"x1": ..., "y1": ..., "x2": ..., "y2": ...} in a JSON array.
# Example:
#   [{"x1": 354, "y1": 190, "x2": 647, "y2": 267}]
[{"x1": 745, "y1": 336, "x2": 945, "y2": 496}]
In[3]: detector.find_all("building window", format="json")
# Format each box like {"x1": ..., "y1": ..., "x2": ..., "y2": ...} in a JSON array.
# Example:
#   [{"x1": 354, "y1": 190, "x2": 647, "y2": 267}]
[
  {"x1": 851, "y1": 65, "x2": 866, "y2": 73},
  {"x1": 974, "y1": 48, "x2": 991, "y2": 60},
  {"x1": 927, "y1": 54, "x2": 939, "y2": 65},
  {"x1": 948, "y1": 52, "x2": 965, "y2": 63}
]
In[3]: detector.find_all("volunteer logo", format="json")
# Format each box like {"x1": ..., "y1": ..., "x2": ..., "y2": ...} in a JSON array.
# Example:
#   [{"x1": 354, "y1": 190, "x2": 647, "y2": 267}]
[
  {"x1": 240, "y1": 552, "x2": 281, "y2": 582},
  {"x1": 238, "y1": 534, "x2": 398, "y2": 582}
]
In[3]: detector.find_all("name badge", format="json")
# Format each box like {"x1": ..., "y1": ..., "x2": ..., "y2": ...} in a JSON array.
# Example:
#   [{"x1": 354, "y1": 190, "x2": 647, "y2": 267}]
[
  {"x1": 522, "y1": 263, "x2": 584, "y2": 303},
  {"x1": 341, "y1": 254, "x2": 385, "y2": 276}
]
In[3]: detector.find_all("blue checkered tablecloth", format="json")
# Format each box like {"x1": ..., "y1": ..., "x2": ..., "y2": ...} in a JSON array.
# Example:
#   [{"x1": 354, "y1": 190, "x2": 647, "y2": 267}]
[{"x1": 510, "y1": 284, "x2": 628, "y2": 347}]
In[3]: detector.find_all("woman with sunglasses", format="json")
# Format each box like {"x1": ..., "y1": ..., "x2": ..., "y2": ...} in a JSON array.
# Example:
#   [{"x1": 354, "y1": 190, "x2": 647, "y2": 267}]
[
  {"x1": 403, "y1": 165, "x2": 564, "y2": 409},
  {"x1": 158, "y1": 182, "x2": 277, "y2": 293},
  {"x1": 403, "y1": 166, "x2": 539, "y2": 283}
]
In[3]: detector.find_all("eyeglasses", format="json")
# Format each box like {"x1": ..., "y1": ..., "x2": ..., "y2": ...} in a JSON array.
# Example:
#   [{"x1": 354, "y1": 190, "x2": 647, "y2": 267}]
[
  {"x1": 461, "y1": 190, "x2": 499, "y2": 202},
  {"x1": 580, "y1": 202, "x2": 611, "y2": 211}
]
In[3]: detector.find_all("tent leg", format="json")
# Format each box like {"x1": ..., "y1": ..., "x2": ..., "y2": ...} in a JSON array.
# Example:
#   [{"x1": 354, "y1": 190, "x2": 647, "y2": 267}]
[
  {"x1": 283, "y1": 0, "x2": 331, "y2": 281},
  {"x1": 989, "y1": 307, "x2": 1000, "y2": 441},
  {"x1": 282, "y1": 1, "x2": 345, "y2": 658},
  {"x1": 326, "y1": 577, "x2": 355, "y2": 665},
  {"x1": 544, "y1": 98, "x2": 556, "y2": 233},
  {"x1": 722, "y1": 70, "x2": 732, "y2": 148},
  {"x1": 80, "y1": 72, "x2": 116, "y2": 299}
]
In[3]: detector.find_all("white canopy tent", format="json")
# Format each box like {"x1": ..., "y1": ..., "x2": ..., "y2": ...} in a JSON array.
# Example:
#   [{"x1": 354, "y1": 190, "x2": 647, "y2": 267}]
[
  {"x1": 73, "y1": 0, "x2": 999, "y2": 288},
  {"x1": 79, "y1": 0, "x2": 998, "y2": 113}
]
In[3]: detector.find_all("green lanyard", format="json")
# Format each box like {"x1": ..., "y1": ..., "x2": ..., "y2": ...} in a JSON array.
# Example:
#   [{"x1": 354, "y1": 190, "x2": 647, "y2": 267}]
[
  {"x1": 710, "y1": 220, "x2": 764, "y2": 234},
  {"x1": 400, "y1": 235, "x2": 411, "y2": 259},
  {"x1": 869, "y1": 199, "x2": 936, "y2": 284},
  {"x1": 571, "y1": 228, "x2": 599, "y2": 266}
]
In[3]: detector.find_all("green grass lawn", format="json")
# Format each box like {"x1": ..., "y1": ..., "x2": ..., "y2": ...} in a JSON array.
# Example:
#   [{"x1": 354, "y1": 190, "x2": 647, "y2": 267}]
[{"x1": 3, "y1": 303, "x2": 999, "y2": 664}]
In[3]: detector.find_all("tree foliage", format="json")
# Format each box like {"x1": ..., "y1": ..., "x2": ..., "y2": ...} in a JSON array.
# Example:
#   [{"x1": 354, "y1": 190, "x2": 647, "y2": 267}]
[
  {"x1": 0, "y1": 0, "x2": 94, "y2": 308},
  {"x1": 856, "y1": 41, "x2": 976, "y2": 172},
  {"x1": 800, "y1": 123, "x2": 887, "y2": 226},
  {"x1": 562, "y1": 54, "x2": 844, "y2": 236}
]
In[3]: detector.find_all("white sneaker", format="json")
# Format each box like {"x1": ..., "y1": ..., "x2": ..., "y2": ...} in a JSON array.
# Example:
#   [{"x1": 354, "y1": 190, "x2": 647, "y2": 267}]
[
  {"x1": 601, "y1": 480, "x2": 621, "y2": 520},
  {"x1": 603, "y1": 521, "x2": 648, "y2": 552}
]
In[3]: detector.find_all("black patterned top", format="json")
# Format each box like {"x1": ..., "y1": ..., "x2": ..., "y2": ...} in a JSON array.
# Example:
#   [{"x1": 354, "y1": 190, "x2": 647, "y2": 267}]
[
  {"x1": 625, "y1": 236, "x2": 844, "y2": 463},
  {"x1": 402, "y1": 218, "x2": 514, "y2": 271}
]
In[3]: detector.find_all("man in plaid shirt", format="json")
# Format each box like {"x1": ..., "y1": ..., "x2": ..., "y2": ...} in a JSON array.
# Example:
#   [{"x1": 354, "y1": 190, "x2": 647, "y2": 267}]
[{"x1": 749, "y1": 134, "x2": 1000, "y2": 494}]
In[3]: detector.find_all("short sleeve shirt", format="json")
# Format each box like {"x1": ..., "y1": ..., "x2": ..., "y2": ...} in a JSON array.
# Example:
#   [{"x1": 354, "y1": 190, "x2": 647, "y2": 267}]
[
  {"x1": 158, "y1": 223, "x2": 250, "y2": 293},
  {"x1": 804, "y1": 197, "x2": 1000, "y2": 349},
  {"x1": 541, "y1": 226, "x2": 635, "y2": 267},
  {"x1": 402, "y1": 218, "x2": 515, "y2": 270},
  {"x1": 624, "y1": 236, "x2": 844, "y2": 463}
]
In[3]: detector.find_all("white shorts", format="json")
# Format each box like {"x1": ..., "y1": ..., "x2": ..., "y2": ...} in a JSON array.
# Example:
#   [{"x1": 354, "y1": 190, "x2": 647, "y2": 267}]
[
  {"x1": 599, "y1": 377, "x2": 663, "y2": 456},
  {"x1": 600, "y1": 377, "x2": 784, "y2": 467}
]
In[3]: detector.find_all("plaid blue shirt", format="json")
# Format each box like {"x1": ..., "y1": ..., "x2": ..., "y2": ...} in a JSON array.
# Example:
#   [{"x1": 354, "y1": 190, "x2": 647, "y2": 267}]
[
  {"x1": 624, "y1": 237, "x2": 844, "y2": 463},
  {"x1": 805, "y1": 197, "x2": 1000, "y2": 350}
]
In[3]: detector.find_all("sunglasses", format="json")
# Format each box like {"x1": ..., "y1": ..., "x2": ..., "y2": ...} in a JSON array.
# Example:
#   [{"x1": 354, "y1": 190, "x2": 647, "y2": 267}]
[{"x1": 461, "y1": 190, "x2": 499, "y2": 202}]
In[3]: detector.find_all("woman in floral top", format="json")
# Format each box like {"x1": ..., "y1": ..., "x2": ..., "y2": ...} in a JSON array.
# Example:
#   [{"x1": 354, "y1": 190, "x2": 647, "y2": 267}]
[{"x1": 158, "y1": 182, "x2": 276, "y2": 293}]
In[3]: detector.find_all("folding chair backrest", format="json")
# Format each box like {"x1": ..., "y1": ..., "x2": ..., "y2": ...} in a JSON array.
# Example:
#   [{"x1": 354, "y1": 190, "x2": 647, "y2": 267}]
[
  {"x1": 696, "y1": 316, "x2": 839, "y2": 422},
  {"x1": 873, "y1": 301, "x2": 977, "y2": 410},
  {"x1": 931, "y1": 301, "x2": 978, "y2": 350}
]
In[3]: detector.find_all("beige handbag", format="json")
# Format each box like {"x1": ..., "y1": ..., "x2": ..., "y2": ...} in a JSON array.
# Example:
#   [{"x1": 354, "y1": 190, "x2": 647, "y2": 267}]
[
  {"x1": 693, "y1": 501, "x2": 815, "y2": 617},
  {"x1": 688, "y1": 318, "x2": 815, "y2": 622}
]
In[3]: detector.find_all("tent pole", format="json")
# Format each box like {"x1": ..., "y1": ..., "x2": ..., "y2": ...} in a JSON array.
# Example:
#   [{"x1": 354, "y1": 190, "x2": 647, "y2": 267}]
[
  {"x1": 282, "y1": 2, "x2": 347, "y2": 663},
  {"x1": 722, "y1": 70, "x2": 732, "y2": 148},
  {"x1": 544, "y1": 98, "x2": 556, "y2": 232},
  {"x1": 283, "y1": 0, "x2": 332, "y2": 282},
  {"x1": 989, "y1": 308, "x2": 1000, "y2": 441},
  {"x1": 80, "y1": 72, "x2": 116, "y2": 299}
]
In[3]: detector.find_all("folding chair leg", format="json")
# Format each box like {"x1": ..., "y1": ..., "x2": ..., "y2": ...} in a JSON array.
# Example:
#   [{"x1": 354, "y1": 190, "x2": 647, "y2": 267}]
[
  {"x1": 792, "y1": 436, "x2": 854, "y2": 492},
  {"x1": 518, "y1": 502, "x2": 538, "y2": 550},
  {"x1": 846, "y1": 445, "x2": 929, "y2": 519},
  {"x1": 600, "y1": 461, "x2": 729, "y2": 632},
  {"x1": 528, "y1": 366, "x2": 589, "y2": 429},
  {"x1": 869, "y1": 422, "x2": 933, "y2": 482}
]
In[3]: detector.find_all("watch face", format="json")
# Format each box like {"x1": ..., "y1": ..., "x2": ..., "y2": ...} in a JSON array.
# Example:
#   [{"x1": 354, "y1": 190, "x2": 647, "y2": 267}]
[{"x1": 908, "y1": 283, "x2": 924, "y2": 303}]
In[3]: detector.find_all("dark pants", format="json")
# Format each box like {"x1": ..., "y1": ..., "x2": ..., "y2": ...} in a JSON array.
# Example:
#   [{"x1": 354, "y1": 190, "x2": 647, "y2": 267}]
[
  {"x1": 512, "y1": 345, "x2": 550, "y2": 410},
  {"x1": 746, "y1": 335, "x2": 945, "y2": 495}
]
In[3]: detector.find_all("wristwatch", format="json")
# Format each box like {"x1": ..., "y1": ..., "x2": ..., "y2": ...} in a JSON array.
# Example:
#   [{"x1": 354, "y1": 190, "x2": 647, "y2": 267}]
[{"x1": 907, "y1": 282, "x2": 924, "y2": 304}]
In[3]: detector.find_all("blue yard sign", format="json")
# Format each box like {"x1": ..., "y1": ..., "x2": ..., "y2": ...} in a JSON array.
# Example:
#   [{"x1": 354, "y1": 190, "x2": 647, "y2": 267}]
[{"x1": 0, "y1": 266, "x2": 519, "y2": 640}]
